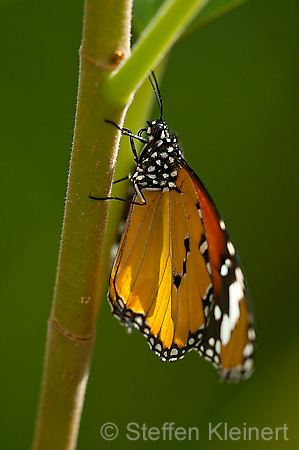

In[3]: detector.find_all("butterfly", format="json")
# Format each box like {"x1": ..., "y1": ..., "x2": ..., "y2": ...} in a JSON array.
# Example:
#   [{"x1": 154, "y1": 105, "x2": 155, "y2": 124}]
[{"x1": 91, "y1": 73, "x2": 255, "y2": 381}]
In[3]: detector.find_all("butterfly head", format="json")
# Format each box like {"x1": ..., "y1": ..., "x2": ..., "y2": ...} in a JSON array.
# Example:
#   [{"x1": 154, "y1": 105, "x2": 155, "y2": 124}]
[{"x1": 146, "y1": 119, "x2": 170, "y2": 141}]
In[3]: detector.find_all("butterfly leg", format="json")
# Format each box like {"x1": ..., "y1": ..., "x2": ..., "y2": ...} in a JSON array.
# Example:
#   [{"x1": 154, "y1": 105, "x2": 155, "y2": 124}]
[
  {"x1": 105, "y1": 119, "x2": 148, "y2": 164},
  {"x1": 105, "y1": 120, "x2": 148, "y2": 144},
  {"x1": 112, "y1": 176, "x2": 129, "y2": 185},
  {"x1": 90, "y1": 120, "x2": 149, "y2": 204},
  {"x1": 88, "y1": 193, "x2": 145, "y2": 206}
]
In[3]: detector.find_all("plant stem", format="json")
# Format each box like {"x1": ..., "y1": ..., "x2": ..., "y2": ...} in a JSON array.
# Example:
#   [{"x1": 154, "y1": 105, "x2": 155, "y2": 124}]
[
  {"x1": 32, "y1": 1, "x2": 133, "y2": 449},
  {"x1": 103, "y1": 0, "x2": 209, "y2": 107}
]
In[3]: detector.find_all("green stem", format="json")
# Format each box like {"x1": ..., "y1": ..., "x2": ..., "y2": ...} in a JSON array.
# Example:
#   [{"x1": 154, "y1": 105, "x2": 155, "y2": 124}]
[
  {"x1": 32, "y1": 1, "x2": 133, "y2": 449},
  {"x1": 103, "y1": 0, "x2": 209, "y2": 107}
]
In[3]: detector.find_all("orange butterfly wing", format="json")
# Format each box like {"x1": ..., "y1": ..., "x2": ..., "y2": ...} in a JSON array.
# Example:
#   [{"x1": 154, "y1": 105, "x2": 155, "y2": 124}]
[
  {"x1": 181, "y1": 160, "x2": 255, "y2": 380},
  {"x1": 109, "y1": 169, "x2": 214, "y2": 361}
]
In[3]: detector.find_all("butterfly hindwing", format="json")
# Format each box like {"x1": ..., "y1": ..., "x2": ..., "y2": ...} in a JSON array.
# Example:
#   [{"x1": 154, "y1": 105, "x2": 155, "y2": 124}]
[{"x1": 183, "y1": 161, "x2": 255, "y2": 380}]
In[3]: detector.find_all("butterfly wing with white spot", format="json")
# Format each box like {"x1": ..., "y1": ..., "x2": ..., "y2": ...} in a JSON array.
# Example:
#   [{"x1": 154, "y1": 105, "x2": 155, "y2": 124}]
[{"x1": 181, "y1": 160, "x2": 255, "y2": 381}]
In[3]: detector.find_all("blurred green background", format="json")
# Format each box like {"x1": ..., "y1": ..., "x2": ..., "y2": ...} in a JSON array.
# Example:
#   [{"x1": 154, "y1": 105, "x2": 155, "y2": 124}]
[{"x1": 1, "y1": 0, "x2": 298, "y2": 448}]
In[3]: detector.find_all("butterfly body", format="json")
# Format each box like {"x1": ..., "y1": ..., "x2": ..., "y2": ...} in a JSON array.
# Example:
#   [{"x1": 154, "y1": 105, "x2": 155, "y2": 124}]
[
  {"x1": 129, "y1": 120, "x2": 183, "y2": 203},
  {"x1": 106, "y1": 117, "x2": 255, "y2": 382}
]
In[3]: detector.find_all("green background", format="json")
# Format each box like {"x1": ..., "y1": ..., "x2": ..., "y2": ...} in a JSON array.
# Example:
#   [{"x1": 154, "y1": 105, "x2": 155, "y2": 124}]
[{"x1": 1, "y1": 0, "x2": 298, "y2": 448}]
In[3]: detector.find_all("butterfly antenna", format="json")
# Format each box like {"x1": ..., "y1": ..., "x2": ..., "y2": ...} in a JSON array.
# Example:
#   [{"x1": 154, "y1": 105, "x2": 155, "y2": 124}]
[{"x1": 148, "y1": 71, "x2": 163, "y2": 119}]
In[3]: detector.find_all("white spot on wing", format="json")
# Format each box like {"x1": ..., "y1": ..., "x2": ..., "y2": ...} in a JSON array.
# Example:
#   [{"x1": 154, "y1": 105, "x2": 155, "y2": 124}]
[
  {"x1": 248, "y1": 328, "x2": 256, "y2": 341},
  {"x1": 235, "y1": 267, "x2": 245, "y2": 284},
  {"x1": 220, "y1": 264, "x2": 229, "y2": 276},
  {"x1": 219, "y1": 220, "x2": 226, "y2": 230},
  {"x1": 243, "y1": 358, "x2": 254, "y2": 372},
  {"x1": 220, "y1": 279, "x2": 244, "y2": 345},
  {"x1": 199, "y1": 240, "x2": 208, "y2": 254},
  {"x1": 206, "y1": 262, "x2": 212, "y2": 274},
  {"x1": 155, "y1": 343, "x2": 162, "y2": 352},
  {"x1": 220, "y1": 314, "x2": 230, "y2": 345},
  {"x1": 243, "y1": 342, "x2": 254, "y2": 358},
  {"x1": 214, "y1": 305, "x2": 222, "y2": 320},
  {"x1": 227, "y1": 241, "x2": 235, "y2": 256},
  {"x1": 134, "y1": 316, "x2": 143, "y2": 327}
]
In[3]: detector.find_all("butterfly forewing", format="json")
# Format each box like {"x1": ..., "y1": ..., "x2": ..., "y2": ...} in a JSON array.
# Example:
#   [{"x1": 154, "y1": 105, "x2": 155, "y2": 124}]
[{"x1": 109, "y1": 191, "x2": 164, "y2": 322}]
